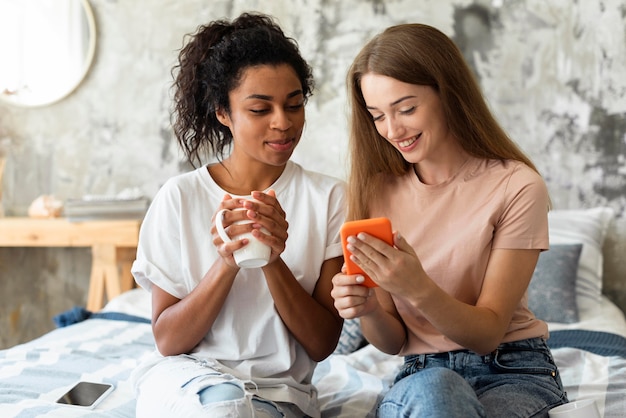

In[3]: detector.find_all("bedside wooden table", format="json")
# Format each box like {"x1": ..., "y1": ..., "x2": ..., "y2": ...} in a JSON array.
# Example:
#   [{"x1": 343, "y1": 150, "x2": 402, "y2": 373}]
[{"x1": 0, "y1": 217, "x2": 141, "y2": 311}]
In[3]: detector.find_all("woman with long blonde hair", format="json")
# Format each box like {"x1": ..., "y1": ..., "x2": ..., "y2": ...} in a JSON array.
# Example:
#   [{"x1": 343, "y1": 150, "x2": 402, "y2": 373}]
[{"x1": 332, "y1": 23, "x2": 566, "y2": 417}]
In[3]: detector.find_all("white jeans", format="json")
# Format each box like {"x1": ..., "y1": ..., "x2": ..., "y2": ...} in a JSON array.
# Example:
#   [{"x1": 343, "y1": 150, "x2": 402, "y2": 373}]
[{"x1": 132, "y1": 354, "x2": 306, "y2": 418}]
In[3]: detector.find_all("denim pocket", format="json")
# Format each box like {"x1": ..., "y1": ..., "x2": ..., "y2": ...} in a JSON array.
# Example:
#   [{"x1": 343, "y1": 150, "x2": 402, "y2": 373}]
[{"x1": 490, "y1": 344, "x2": 557, "y2": 378}]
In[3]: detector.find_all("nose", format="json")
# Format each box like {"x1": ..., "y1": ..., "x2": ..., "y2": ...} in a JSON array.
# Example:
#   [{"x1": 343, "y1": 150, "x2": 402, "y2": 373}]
[
  {"x1": 270, "y1": 109, "x2": 292, "y2": 131},
  {"x1": 382, "y1": 116, "x2": 404, "y2": 140}
]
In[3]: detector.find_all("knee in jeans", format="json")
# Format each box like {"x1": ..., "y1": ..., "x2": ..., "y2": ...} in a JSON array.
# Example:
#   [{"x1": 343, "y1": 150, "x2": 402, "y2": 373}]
[
  {"x1": 403, "y1": 368, "x2": 464, "y2": 389},
  {"x1": 420, "y1": 367, "x2": 466, "y2": 389},
  {"x1": 198, "y1": 382, "x2": 245, "y2": 405},
  {"x1": 381, "y1": 368, "x2": 484, "y2": 418},
  {"x1": 387, "y1": 368, "x2": 469, "y2": 403}
]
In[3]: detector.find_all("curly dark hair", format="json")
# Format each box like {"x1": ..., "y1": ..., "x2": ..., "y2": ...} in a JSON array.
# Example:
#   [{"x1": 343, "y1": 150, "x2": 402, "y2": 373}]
[{"x1": 172, "y1": 12, "x2": 315, "y2": 167}]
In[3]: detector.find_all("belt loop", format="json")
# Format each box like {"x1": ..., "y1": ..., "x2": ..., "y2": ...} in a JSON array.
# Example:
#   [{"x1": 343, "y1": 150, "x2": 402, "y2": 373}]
[
  {"x1": 483, "y1": 349, "x2": 497, "y2": 363},
  {"x1": 418, "y1": 354, "x2": 426, "y2": 368}
]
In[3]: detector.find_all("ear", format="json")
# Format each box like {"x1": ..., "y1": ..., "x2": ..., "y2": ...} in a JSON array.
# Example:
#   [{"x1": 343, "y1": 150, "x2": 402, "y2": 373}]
[{"x1": 215, "y1": 107, "x2": 231, "y2": 127}]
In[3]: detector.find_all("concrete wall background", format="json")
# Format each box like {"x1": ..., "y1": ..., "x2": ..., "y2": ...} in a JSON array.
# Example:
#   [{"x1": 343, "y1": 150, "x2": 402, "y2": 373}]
[{"x1": 1, "y1": 0, "x2": 625, "y2": 348}]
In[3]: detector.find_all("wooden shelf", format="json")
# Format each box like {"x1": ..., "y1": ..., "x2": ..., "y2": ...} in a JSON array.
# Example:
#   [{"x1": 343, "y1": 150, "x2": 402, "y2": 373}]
[{"x1": 0, "y1": 217, "x2": 141, "y2": 311}]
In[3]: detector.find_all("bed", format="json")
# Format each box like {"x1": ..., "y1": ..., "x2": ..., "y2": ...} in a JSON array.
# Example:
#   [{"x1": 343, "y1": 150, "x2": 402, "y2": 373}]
[{"x1": 1, "y1": 207, "x2": 625, "y2": 417}]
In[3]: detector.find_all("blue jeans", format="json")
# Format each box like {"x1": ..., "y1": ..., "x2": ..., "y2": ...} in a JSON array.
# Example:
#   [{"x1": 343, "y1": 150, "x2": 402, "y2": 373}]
[
  {"x1": 198, "y1": 383, "x2": 285, "y2": 417},
  {"x1": 378, "y1": 338, "x2": 568, "y2": 418}
]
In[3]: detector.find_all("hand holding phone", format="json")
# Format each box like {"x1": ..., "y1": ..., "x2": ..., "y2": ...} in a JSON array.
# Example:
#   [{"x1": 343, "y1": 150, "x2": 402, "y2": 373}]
[{"x1": 340, "y1": 217, "x2": 393, "y2": 287}]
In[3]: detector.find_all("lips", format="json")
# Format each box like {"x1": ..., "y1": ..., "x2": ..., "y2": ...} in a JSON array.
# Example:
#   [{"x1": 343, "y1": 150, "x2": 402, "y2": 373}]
[{"x1": 266, "y1": 138, "x2": 295, "y2": 152}]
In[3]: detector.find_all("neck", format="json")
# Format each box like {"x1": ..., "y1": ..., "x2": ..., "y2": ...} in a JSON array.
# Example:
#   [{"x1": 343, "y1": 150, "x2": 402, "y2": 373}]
[
  {"x1": 414, "y1": 151, "x2": 471, "y2": 185},
  {"x1": 209, "y1": 159, "x2": 285, "y2": 195}
]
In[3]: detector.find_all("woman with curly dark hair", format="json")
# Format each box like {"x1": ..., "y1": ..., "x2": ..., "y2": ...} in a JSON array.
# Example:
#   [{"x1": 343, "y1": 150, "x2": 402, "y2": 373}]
[{"x1": 131, "y1": 12, "x2": 345, "y2": 417}]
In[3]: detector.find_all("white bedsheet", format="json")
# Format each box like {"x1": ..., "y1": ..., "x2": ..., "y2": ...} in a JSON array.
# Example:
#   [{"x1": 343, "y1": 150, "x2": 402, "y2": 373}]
[
  {"x1": 1, "y1": 289, "x2": 624, "y2": 417},
  {"x1": 103, "y1": 288, "x2": 626, "y2": 417}
]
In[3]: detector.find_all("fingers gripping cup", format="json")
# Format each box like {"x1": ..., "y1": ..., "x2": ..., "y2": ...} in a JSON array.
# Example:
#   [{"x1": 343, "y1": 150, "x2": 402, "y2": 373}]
[{"x1": 215, "y1": 200, "x2": 271, "y2": 268}]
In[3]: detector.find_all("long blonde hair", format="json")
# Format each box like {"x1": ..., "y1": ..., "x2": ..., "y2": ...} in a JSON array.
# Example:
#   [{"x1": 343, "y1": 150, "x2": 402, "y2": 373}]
[{"x1": 346, "y1": 23, "x2": 541, "y2": 220}]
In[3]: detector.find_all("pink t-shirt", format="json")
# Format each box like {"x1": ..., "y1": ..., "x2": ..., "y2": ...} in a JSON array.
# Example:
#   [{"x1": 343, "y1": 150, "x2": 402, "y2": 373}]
[{"x1": 370, "y1": 158, "x2": 550, "y2": 355}]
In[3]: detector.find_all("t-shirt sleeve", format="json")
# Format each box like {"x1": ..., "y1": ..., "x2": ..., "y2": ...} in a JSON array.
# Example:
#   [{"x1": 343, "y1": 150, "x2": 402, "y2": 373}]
[
  {"x1": 131, "y1": 179, "x2": 189, "y2": 299},
  {"x1": 492, "y1": 164, "x2": 550, "y2": 250},
  {"x1": 324, "y1": 180, "x2": 347, "y2": 260}
]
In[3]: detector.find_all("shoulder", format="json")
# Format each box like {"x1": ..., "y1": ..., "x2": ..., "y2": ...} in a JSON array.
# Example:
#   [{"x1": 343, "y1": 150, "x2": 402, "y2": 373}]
[
  {"x1": 497, "y1": 161, "x2": 549, "y2": 222},
  {"x1": 286, "y1": 161, "x2": 346, "y2": 194},
  {"x1": 471, "y1": 159, "x2": 546, "y2": 191},
  {"x1": 501, "y1": 160, "x2": 548, "y2": 197},
  {"x1": 156, "y1": 166, "x2": 211, "y2": 198},
  {"x1": 466, "y1": 158, "x2": 549, "y2": 212},
  {"x1": 503, "y1": 160, "x2": 544, "y2": 181},
  {"x1": 476, "y1": 159, "x2": 540, "y2": 179},
  {"x1": 161, "y1": 166, "x2": 206, "y2": 189},
  {"x1": 148, "y1": 166, "x2": 218, "y2": 215},
  {"x1": 279, "y1": 162, "x2": 346, "y2": 226}
]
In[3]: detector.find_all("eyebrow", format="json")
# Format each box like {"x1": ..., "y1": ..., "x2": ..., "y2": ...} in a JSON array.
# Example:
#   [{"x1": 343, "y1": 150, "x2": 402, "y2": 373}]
[
  {"x1": 366, "y1": 95, "x2": 416, "y2": 110},
  {"x1": 245, "y1": 90, "x2": 304, "y2": 101}
]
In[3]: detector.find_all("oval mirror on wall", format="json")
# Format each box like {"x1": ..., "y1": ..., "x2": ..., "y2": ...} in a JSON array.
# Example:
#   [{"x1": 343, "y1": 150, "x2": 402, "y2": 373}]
[{"x1": 0, "y1": 0, "x2": 96, "y2": 108}]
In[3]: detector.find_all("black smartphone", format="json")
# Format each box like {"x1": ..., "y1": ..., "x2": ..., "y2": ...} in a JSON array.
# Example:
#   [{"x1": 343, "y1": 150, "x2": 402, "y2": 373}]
[{"x1": 55, "y1": 381, "x2": 114, "y2": 409}]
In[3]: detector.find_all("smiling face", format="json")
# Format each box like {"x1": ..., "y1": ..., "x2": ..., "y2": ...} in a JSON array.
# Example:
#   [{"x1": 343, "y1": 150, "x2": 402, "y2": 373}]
[
  {"x1": 360, "y1": 73, "x2": 457, "y2": 167},
  {"x1": 216, "y1": 64, "x2": 305, "y2": 168}
]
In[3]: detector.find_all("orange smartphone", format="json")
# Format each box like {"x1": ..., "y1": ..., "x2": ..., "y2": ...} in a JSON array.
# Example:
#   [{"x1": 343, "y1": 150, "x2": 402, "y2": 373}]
[{"x1": 340, "y1": 217, "x2": 393, "y2": 287}]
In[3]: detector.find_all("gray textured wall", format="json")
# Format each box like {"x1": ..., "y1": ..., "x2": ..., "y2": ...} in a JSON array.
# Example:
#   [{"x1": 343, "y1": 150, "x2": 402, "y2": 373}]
[{"x1": 1, "y1": 0, "x2": 625, "y2": 348}]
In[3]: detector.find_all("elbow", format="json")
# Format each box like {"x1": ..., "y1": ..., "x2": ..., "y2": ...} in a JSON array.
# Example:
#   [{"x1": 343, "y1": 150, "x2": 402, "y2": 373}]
[
  {"x1": 377, "y1": 341, "x2": 404, "y2": 356},
  {"x1": 155, "y1": 339, "x2": 183, "y2": 357},
  {"x1": 474, "y1": 344, "x2": 498, "y2": 357},
  {"x1": 305, "y1": 340, "x2": 336, "y2": 363},
  {"x1": 364, "y1": 327, "x2": 406, "y2": 356},
  {"x1": 471, "y1": 334, "x2": 504, "y2": 356},
  {"x1": 154, "y1": 332, "x2": 193, "y2": 357},
  {"x1": 310, "y1": 349, "x2": 332, "y2": 363},
  {"x1": 308, "y1": 321, "x2": 344, "y2": 362}
]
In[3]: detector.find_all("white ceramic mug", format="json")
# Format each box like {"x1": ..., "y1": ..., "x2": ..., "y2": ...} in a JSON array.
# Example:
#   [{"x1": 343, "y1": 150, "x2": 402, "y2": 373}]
[
  {"x1": 215, "y1": 198, "x2": 271, "y2": 268},
  {"x1": 548, "y1": 399, "x2": 600, "y2": 418}
]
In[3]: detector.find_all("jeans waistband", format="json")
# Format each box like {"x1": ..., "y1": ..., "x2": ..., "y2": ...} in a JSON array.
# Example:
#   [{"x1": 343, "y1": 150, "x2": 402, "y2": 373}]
[{"x1": 403, "y1": 337, "x2": 548, "y2": 366}]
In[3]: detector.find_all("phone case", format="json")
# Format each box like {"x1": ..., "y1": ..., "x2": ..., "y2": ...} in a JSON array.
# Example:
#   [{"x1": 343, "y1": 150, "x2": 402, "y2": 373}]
[{"x1": 340, "y1": 217, "x2": 393, "y2": 287}]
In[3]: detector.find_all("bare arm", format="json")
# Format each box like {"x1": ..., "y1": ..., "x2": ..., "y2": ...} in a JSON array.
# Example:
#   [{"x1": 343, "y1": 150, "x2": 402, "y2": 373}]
[
  {"x1": 405, "y1": 248, "x2": 539, "y2": 354},
  {"x1": 150, "y1": 258, "x2": 239, "y2": 356},
  {"x1": 263, "y1": 256, "x2": 344, "y2": 361}
]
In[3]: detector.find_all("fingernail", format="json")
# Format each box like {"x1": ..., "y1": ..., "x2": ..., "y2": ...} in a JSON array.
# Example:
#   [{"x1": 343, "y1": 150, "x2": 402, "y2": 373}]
[
  {"x1": 356, "y1": 275, "x2": 365, "y2": 283},
  {"x1": 347, "y1": 236, "x2": 356, "y2": 244}
]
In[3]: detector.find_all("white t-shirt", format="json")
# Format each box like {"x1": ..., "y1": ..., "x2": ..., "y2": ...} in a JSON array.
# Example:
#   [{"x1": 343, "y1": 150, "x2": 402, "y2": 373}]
[{"x1": 132, "y1": 161, "x2": 345, "y2": 415}]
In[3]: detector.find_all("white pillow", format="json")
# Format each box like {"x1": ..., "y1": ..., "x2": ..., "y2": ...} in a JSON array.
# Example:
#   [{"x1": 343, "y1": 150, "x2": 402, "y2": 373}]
[{"x1": 548, "y1": 207, "x2": 615, "y2": 315}]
